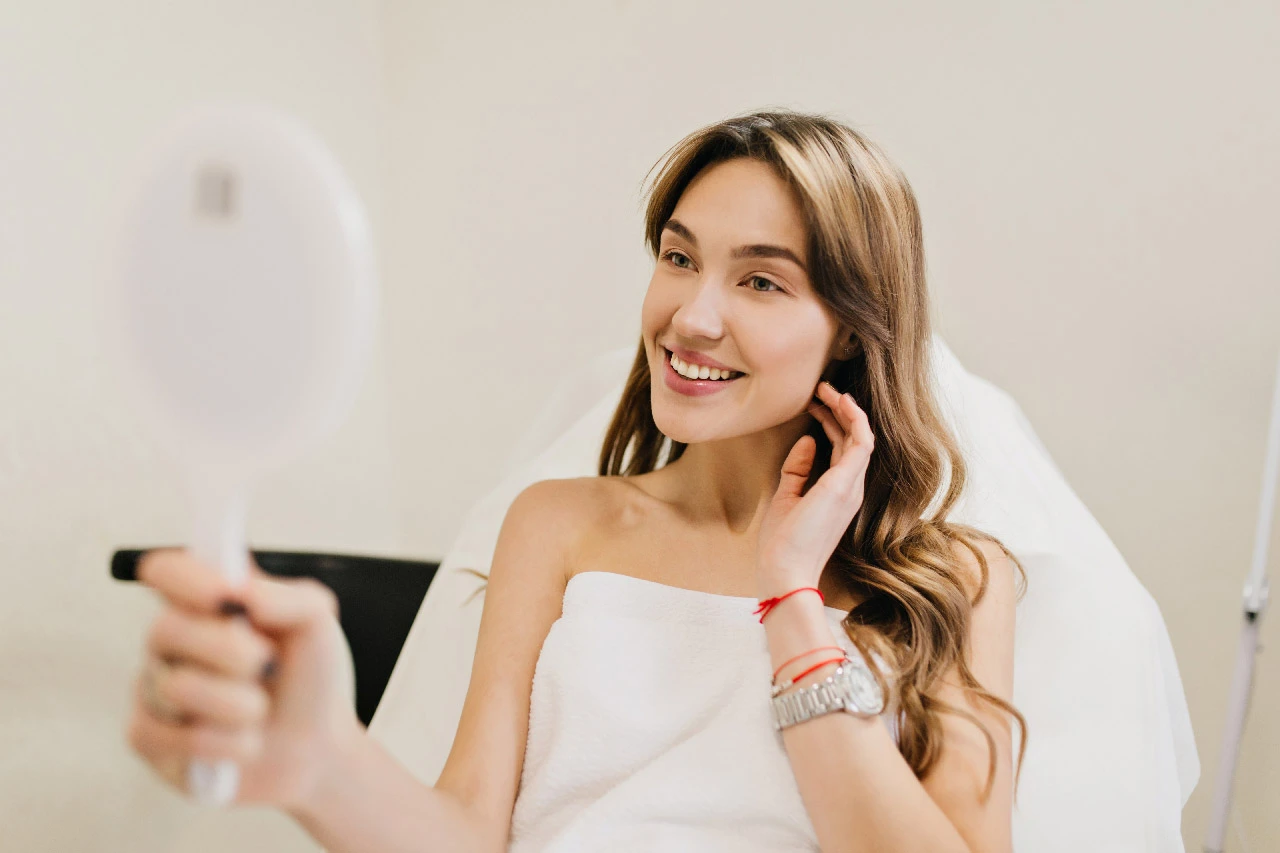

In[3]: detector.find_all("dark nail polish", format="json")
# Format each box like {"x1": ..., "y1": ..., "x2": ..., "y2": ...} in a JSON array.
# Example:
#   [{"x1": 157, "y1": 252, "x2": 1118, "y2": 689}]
[{"x1": 218, "y1": 599, "x2": 248, "y2": 618}]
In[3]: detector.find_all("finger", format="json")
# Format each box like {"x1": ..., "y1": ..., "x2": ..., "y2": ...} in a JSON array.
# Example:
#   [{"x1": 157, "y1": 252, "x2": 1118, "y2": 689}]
[
  {"x1": 776, "y1": 434, "x2": 817, "y2": 502},
  {"x1": 127, "y1": 704, "x2": 264, "y2": 768},
  {"x1": 126, "y1": 705, "x2": 188, "y2": 792},
  {"x1": 138, "y1": 661, "x2": 189, "y2": 725},
  {"x1": 824, "y1": 413, "x2": 873, "y2": 504},
  {"x1": 806, "y1": 401, "x2": 846, "y2": 465},
  {"x1": 147, "y1": 608, "x2": 276, "y2": 681},
  {"x1": 137, "y1": 549, "x2": 249, "y2": 616},
  {"x1": 820, "y1": 383, "x2": 876, "y2": 456},
  {"x1": 148, "y1": 662, "x2": 271, "y2": 729},
  {"x1": 831, "y1": 391, "x2": 872, "y2": 455},
  {"x1": 240, "y1": 575, "x2": 339, "y2": 636},
  {"x1": 849, "y1": 397, "x2": 875, "y2": 451},
  {"x1": 816, "y1": 382, "x2": 857, "y2": 433}
]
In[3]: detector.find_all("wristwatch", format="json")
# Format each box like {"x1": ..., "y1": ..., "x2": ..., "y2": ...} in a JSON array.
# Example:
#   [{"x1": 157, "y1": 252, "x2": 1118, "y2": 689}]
[{"x1": 771, "y1": 657, "x2": 886, "y2": 731}]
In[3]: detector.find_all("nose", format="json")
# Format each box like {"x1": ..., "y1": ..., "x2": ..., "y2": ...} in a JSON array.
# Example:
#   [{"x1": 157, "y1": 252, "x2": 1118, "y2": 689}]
[{"x1": 670, "y1": 276, "x2": 727, "y2": 341}]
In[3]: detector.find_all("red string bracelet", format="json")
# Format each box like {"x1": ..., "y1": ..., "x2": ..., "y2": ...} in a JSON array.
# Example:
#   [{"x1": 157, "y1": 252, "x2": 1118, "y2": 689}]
[
  {"x1": 788, "y1": 656, "x2": 847, "y2": 685},
  {"x1": 753, "y1": 586, "x2": 823, "y2": 623},
  {"x1": 771, "y1": 655, "x2": 848, "y2": 697},
  {"x1": 772, "y1": 645, "x2": 845, "y2": 682}
]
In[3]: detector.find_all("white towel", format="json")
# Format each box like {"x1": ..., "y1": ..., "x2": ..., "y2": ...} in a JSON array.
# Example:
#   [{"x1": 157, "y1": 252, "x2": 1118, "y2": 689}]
[{"x1": 506, "y1": 570, "x2": 898, "y2": 853}]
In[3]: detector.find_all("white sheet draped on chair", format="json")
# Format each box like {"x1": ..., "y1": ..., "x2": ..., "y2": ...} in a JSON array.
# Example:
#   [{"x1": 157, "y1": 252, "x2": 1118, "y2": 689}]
[{"x1": 369, "y1": 336, "x2": 1198, "y2": 852}]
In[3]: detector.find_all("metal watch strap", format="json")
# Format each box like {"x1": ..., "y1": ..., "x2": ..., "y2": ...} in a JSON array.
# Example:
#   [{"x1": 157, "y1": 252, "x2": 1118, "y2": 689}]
[{"x1": 771, "y1": 660, "x2": 885, "y2": 731}]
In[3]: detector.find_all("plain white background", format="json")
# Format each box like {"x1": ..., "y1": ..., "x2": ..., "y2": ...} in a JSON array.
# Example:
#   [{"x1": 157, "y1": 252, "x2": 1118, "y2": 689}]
[{"x1": 1, "y1": 1, "x2": 1276, "y2": 850}]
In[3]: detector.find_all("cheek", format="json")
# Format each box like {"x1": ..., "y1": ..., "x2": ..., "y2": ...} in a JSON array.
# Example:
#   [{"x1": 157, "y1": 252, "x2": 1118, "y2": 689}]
[
  {"x1": 753, "y1": 339, "x2": 828, "y2": 396},
  {"x1": 639, "y1": 277, "x2": 664, "y2": 331},
  {"x1": 639, "y1": 288, "x2": 656, "y2": 327},
  {"x1": 640, "y1": 277, "x2": 680, "y2": 339}
]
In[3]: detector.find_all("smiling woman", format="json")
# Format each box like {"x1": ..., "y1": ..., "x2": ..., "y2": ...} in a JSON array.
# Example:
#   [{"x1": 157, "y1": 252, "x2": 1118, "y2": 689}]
[{"x1": 588, "y1": 110, "x2": 1027, "y2": 851}]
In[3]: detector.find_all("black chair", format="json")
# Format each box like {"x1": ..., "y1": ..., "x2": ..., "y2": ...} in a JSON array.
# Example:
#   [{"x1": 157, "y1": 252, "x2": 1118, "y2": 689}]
[{"x1": 111, "y1": 548, "x2": 440, "y2": 727}]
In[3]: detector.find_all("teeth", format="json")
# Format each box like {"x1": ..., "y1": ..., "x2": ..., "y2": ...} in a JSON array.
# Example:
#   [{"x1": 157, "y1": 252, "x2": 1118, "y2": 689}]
[{"x1": 669, "y1": 350, "x2": 739, "y2": 381}]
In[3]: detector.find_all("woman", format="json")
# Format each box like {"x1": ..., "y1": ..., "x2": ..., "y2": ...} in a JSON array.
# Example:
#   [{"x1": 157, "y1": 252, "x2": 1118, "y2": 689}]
[{"x1": 128, "y1": 109, "x2": 1028, "y2": 852}]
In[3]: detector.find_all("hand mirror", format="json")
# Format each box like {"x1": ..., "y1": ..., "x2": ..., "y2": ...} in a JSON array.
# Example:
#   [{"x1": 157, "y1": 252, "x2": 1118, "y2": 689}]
[{"x1": 102, "y1": 102, "x2": 378, "y2": 805}]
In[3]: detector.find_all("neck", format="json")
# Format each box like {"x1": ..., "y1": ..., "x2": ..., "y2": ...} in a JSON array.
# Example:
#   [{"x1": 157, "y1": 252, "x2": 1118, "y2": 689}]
[{"x1": 662, "y1": 412, "x2": 813, "y2": 535}]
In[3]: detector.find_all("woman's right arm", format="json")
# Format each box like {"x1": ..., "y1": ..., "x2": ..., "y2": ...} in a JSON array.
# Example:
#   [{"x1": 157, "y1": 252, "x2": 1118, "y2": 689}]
[
  {"x1": 129, "y1": 479, "x2": 579, "y2": 853},
  {"x1": 289, "y1": 478, "x2": 579, "y2": 851}
]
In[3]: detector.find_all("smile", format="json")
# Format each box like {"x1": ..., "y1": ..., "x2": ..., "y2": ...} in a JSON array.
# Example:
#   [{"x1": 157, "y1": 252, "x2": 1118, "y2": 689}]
[{"x1": 662, "y1": 348, "x2": 745, "y2": 397}]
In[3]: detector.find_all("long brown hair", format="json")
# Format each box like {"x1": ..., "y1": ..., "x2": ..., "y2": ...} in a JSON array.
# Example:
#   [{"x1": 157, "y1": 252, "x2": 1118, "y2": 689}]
[{"x1": 599, "y1": 108, "x2": 1027, "y2": 800}]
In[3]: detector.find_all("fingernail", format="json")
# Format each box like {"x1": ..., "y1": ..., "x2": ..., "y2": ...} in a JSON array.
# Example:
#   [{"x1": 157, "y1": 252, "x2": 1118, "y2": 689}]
[
  {"x1": 261, "y1": 657, "x2": 278, "y2": 680},
  {"x1": 218, "y1": 599, "x2": 248, "y2": 618}
]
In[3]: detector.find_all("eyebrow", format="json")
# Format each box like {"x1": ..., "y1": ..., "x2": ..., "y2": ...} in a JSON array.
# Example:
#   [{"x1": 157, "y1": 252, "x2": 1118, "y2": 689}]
[{"x1": 662, "y1": 219, "x2": 807, "y2": 273}]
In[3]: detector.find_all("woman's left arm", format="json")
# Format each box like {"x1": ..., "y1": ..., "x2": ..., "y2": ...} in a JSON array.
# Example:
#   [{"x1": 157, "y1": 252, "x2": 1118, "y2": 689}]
[
  {"x1": 758, "y1": 382, "x2": 1016, "y2": 853},
  {"x1": 760, "y1": 539, "x2": 1016, "y2": 853}
]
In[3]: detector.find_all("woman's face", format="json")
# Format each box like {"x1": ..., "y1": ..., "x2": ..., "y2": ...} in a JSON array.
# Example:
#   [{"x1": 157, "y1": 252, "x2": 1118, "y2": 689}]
[{"x1": 642, "y1": 157, "x2": 844, "y2": 445}]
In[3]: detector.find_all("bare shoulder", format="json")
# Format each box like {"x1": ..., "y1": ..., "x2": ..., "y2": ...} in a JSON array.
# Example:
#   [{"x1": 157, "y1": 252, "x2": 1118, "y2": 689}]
[
  {"x1": 504, "y1": 477, "x2": 598, "y2": 546},
  {"x1": 517, "y1": 474, "x2": 650, "y2": 545},
  {"x1": 503, "y1": 476, "x2": 621, "y2": 557},
  {"x1": 937, "y1": 535, "x2": 1017, "y2": 692},
  {"x1": 471, "y1": 476, "x2": 605, "y2": 606},
  {"x1": 430, "y1": 475, "x2": 602, "y2": 846},
  {"x1": 950, "y1": 535, "x2": 1017, "y2": 688},
  {"x1": 948, "y1": 536, "x2": 1018, "y2": 608}
]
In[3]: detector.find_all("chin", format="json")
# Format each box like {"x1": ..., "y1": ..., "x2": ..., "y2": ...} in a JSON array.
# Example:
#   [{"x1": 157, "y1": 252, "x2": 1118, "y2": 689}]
[
  {"x1": 650, "y1": 406, "x2": 707, "y2": 447},
  {"x1": 650, "y1": 408, "x2": 692, "y2": 445},
  {"x1": 651, "y1": 404, "x2": 752, "y2": 448}
]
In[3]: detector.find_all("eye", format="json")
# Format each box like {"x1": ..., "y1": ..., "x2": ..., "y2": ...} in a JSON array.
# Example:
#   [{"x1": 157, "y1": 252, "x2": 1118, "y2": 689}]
[
  {"x1": 661, "y1": 249, "x2": 693, "y2": 269},
  {"x1": 745, "y1": 275, "x2": 782, "y2": 293}
]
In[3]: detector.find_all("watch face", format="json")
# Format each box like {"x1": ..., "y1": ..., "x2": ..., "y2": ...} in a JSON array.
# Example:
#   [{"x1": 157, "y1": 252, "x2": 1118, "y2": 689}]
[{"x1": 846, "y1": 664, "x2": 886, "y2": 715}]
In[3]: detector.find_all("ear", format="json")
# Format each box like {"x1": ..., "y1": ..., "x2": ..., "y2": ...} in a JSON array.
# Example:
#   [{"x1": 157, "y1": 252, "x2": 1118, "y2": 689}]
[{"x1": 829, "y1": 333, "x2": 860, "y2": 361}]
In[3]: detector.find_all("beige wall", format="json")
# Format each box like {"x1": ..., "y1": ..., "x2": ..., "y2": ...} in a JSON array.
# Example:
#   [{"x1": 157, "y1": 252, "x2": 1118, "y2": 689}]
[
  {"x1": 2, "y1": 0, "x2": 1276, "y2": 850},
  {"x1": 0, "y1": 1, "x2": 390, "y2": 850}
]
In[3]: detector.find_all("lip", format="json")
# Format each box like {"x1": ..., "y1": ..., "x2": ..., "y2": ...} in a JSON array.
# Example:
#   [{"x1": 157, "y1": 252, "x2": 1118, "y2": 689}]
[
  {"x1": 660, "y1": 346, "x2": 744, "y2": 397},
  {"x1": 663, "y1": 344, "x2": 740, "y2": 374}
]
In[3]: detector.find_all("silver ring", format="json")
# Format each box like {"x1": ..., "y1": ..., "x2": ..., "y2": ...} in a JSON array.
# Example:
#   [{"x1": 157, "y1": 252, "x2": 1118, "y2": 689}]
[{"x1": 142, "y1": 657, "x2": 187, "y2": 724}]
